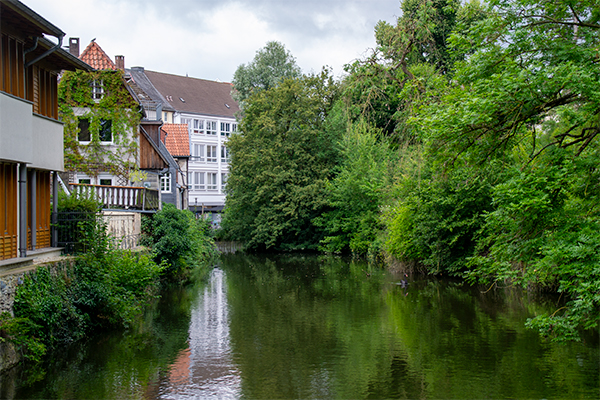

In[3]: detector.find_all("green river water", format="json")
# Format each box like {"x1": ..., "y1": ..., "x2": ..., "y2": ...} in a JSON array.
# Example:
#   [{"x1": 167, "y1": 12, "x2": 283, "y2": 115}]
[{"x1": 2, "y1": 253, "x2": 598, "y2": 399}]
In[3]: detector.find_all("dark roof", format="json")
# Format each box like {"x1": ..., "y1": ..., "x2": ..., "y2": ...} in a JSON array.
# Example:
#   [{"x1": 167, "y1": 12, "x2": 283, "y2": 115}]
[
  {"x1": 80, "y1": 41, "x2": 116, "y2": 70},
  {"x1": 161, "y1": 124, "x2": 190, "y2": 157},
  {"x1": 0, "y1": 0, "x2": 64, "y2": 38},
  {"x1": 35, "y1": 37, "x2": 93, "y2": 71},
  {"x1": 143, "y1": 70, "x2": 239, "y2": 118},
  {"x1": 126, "y1": 67, "x2": 176, "y2": 113}
]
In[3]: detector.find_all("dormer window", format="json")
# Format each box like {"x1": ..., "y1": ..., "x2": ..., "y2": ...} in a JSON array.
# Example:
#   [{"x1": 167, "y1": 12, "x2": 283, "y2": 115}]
[{"x1": 91, "y1": 80, "x2": 104, "y2": 101}]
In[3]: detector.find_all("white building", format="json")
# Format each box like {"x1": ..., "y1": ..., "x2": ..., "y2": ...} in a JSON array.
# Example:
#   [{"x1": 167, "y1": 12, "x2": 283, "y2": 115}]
[{"x1": 127, "y1": 67, "x2": 239, "y2": 217}]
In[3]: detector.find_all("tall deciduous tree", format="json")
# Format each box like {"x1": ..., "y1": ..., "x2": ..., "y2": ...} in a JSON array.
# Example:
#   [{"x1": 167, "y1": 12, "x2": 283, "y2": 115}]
[
  {"x1": 222, "y1": 70, "x2": 341, "y2": 250},
  {"x1": 402, "y1": 0, "x2": 600, "y2": 340},
  {"x1": 231, "y1": 41, "x2": 302, "y2": 108}
]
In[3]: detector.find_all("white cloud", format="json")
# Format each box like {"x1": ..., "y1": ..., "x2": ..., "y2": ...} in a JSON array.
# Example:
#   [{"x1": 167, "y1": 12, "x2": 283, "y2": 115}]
[{"x1": 21, "y1": 0, "x2": 400, "y2": 82}]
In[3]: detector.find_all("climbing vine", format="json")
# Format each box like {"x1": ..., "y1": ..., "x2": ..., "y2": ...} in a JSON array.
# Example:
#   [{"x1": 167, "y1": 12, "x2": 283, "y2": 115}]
[{"x1": 59, "y1": 70, "x2": 142, "y2": 185}]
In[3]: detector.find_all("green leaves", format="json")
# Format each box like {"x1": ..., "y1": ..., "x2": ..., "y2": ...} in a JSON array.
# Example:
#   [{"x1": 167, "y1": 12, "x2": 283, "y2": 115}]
[
  {"x1": 141, "y1": 204, "x2": 217, "y2": 280},
  {"x1": 315, "y1": 120, "x2": 395, "y2": 257},
  {"x1": 232, "y1": 41, "x2": 302, "y2": 108},
  {"x1": 59, "y1": 70, "x2": 141, "y2": 183},
  {"x1": 223, "y1": 72, "x2": 341, "y2": 251}
]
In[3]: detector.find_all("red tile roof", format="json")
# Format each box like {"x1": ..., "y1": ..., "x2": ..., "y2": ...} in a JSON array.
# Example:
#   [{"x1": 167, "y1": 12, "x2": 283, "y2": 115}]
[
  {"x1": 79, "y1": 40, "x2": 116, "y2": 70},
  {"x1": 161, "y1": 124, "x2": 190, "y2": 157}
]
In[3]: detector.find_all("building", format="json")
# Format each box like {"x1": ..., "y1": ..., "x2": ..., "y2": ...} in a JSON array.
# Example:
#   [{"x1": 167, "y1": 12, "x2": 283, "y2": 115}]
[
  {"x1": 160, "y1": 123, "x2": 190, "y2": 210},
  {"x1": 127, "y1": 67, "x2": 239, "y2": 220},
  {"x1": 0, "y1": 0, "x2": 92, "y2": 261},
  {"x1": 62, "y1": 39, "x2": 170, "y2": 210}
]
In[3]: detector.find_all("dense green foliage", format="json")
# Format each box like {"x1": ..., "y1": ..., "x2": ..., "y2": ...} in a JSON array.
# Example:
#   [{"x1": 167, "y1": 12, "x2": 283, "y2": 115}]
[
  {"x1": 140, "y1": 203, "x2": 217, "y2": 280},
  {"x1": 231, "y1": 41, "x2": 302, "y2": 108},
  {"x1": 223, "y1": 71, "x2": 341, "y2": 250},
  {"x1": 10, "y1": 201, "x2": 215, "y2": 365},
  {"x1": 315, "y1": 120, "x2": 396, "y2": 257},
  {"x1": 13, "y1": 220, "x2": 163, "y2": 356},
  {"x1": 222, "y1": 0, "x2": 599, "y2": 341}
]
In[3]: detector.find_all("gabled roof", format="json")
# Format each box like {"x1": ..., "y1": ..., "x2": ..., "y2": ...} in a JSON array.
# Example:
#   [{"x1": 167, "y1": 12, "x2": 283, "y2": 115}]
[
  {"x1": 80, "y1": 40, "x2": 116, "y2": 70},
  {"x1": 161, "y1": 124, "x2": 190, "y2": 158},
  {"x1": 143, "y1": 70, "x2": 239, "y2": 118}
]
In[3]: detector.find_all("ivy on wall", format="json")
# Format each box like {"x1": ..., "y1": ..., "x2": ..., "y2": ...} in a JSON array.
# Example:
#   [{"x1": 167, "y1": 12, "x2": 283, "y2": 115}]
[{"x1": 59, "y1": 70, "x2": 142, "y2": 185}]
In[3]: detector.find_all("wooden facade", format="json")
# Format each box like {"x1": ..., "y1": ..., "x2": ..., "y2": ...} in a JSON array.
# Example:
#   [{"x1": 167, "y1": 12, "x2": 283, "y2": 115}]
[
  {"x1": 0, "y1": 0, "x2": 92, "y2": 261},
  {"x1": 0, "y1": 163, "x2": 17, "y2": 260},
  {"x1": 0, "y1": 33, "x2": 25, "y2": 98},
  {"x1": 140, "y1": 122, "x2": 169, "y2": 171},
  {"x1": 26, "y1": 170, "x2": 51, "y2": 250}
]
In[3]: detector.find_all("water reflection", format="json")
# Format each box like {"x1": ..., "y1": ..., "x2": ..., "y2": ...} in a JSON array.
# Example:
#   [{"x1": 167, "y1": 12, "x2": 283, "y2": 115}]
[
  {"x1": 5, "y1": 253, "x2": 598, "y2": 399},
  {"x1": 158, "y1": 268, "x2": 241, "y2": 399}
]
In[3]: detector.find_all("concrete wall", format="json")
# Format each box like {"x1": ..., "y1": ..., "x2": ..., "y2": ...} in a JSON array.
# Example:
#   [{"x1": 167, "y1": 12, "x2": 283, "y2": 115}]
[
  {"x1": 0, "y1": 92, "x2": 33, "y2": 164},
  {"x1": 0, "y1": 92, "x2": 64, "y2": 171},
  {"x1": 31, "y1": 114, "x2": 64, "y2": 171}
]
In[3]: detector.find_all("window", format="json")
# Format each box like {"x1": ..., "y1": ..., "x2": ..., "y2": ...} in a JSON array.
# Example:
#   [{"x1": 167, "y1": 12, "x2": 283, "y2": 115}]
[
  {"x1": 160, "y1": 173, "x2": 171, "y2": 192},
  {"x1": 192, "y1": 172, "x2": 205, "y2": 191},
  {"x1": 232, "y1": 123, "x2": 238, "y2": 133},
  {"x1": 192, "y1": 143, "x2": 205, "y2": 161},
  {"x1": 220, "y1": 122, "x2": 231, "y2": 136},
  {"x1": 99, "y1": 119, "x2": 112, "y2": 142},
  {"x1": 77, "y1": 117, "x2": 111, "y2": 142},
  {"x1": 207, "y1": 145, "x2": 217, "y2": 162},
  {"x1": 78, "y1": 118, "x2": 91, "y2": 142},
  {"x1": 221, "y1": 173, "x2": 227, "y2": 192},
  {"x1": 221, "y1": 146, "x2": 230, "y2": 162},
  {"x1": 193, "y1": 119, "x2": 204, "y2": 135},
  {"x1": 206, "y1": 120, "x2": 217, "y2": 135},
  {"x1": 78, "y1": 178, "x2": 91, "y2": 184},
  {"x1": 91, "y1": 80, "x2": 104, "y2": 100},
  {"x1": 99, "y1": 178, "x2": 112, "y2": 186},
  {"x1": 207, "y1": 173, "x2": 217, "y2": 190}
]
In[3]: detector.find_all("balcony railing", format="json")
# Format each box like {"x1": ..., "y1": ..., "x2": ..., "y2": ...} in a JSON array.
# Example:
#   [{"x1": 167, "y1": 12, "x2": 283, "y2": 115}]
[{"x1": 69, "y1": 183, "x2": 159, "y2": 211}]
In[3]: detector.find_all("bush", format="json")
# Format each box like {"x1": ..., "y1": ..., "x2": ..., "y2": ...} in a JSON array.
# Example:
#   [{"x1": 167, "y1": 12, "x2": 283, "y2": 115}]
[
  {"x1": 14, "y1": 219, "x2": 163, "y2": 350},
  {"x1": 141, "y1": 204, "x2": 217, "y2": 281}
]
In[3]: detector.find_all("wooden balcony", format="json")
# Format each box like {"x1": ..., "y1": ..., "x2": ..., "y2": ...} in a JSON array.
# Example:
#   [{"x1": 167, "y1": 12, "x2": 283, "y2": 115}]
[{"x1": 69, "y1": 184, "x2": 159, "y2": 211}]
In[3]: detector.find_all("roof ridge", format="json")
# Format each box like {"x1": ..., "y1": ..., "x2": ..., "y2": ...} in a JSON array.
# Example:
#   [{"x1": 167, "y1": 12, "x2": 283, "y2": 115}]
[
  {"x1": 80, "y1": 41, "x2": 116, "y2": 70},
  {"x1": 145, "y1": 69, "x2": 231, "y2": 85}
]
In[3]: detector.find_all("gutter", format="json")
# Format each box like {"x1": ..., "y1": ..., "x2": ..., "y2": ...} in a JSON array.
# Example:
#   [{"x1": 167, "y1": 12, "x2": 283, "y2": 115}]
[{"x1": 25, "y1": 34, "x2": 64, "y2": 68}]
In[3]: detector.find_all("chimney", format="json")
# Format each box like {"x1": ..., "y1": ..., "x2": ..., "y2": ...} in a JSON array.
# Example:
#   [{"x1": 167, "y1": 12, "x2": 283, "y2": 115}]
[
  {"x1": 69, "y1": 37, "x2": 80, "y2": 57},
  {"x1": 115, "y1": 55, "x2": 125, "y2": 71}
]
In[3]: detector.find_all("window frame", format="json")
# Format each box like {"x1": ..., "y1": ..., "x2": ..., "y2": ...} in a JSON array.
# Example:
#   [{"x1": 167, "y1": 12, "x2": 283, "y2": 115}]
[
  {"x1": 207, "y1": 145, "x2": 217, "y2": 163},
  {"x1": 160, "y1": 173, "x2": 172, "y2": 193},
  {"x1": 207, "y1": 172, "x2": 218, "y2": 191},
  {"x1": 206, "y1": 120, "x2": 217, "y2": 135}
]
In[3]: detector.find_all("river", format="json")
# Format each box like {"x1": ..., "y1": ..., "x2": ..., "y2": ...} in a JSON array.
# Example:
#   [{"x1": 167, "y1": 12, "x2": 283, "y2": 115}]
[{"x1": 3, "y1": 253, "x2": 599, "y2": 399}]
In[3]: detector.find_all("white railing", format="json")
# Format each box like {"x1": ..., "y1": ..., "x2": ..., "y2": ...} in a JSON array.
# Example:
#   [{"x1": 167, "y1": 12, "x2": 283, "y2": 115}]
[{"x1": 69, "y1": 183, "x2": 159, "y2": 211}]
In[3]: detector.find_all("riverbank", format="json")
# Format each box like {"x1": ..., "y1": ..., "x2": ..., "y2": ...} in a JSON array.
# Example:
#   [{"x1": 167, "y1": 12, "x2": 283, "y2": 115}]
[{"x1": 0, "y1": 204, "x2": 218, "y2": 373}]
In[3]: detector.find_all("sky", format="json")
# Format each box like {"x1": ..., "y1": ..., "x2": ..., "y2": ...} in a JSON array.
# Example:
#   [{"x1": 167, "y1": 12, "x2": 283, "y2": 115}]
[{"x1": 22, "y1": 0, "x2": 402, "y2": 83}]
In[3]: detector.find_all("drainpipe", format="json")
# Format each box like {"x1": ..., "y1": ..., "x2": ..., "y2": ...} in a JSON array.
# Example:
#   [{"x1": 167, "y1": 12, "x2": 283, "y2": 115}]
[
  {"x1": 24, "y1": 37, "x2": 39, "y2": 56},
  {"x1": 18, "y1": 164, "x2": 27, "y2": 258},
  {"x1": 52, "y1": 172, "x2": 58, "y2": 247},
  {"x1": 25, "y1": 34, "x2": 64, "y2": 68}
]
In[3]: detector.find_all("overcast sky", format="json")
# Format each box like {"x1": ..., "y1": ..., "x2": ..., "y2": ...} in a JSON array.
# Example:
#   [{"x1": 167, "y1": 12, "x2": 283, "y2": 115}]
[{"x1": 22, "y1": 0, "x2": 401, "y2": 82}]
